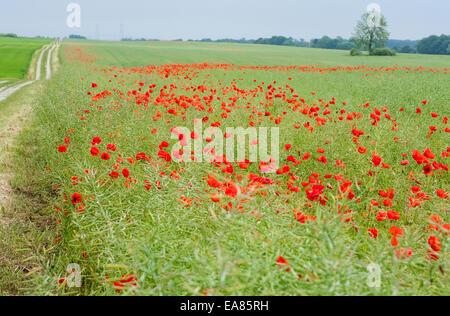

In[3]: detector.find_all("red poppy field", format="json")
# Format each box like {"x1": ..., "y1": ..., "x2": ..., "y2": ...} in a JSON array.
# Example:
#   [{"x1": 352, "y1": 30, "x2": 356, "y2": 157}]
[{"x1": 19, "y1": 40, "x2": 449, "y2": 295}]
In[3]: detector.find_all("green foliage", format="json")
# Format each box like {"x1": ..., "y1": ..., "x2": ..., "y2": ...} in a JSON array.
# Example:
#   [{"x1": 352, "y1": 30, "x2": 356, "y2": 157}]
[
  {"x1": 68, "y1": 34, "x2": 87, "y2": 39},
  {"x1": 416, "y1": 34, "x2": 450, "y2": 55},
  {"x1": 386, "y1": 39, "x2": 418, "y2": 50},
  {"x1": 310, "y1": 36, "x2": 355, "y2": 50},
  {"x1": 0, "y1": 33, "x2": 18, "y2": 38},
  {"x1": 253, "y1": 36, "x2": 309, "y2": 47},
  {"x1": 370, "y1": 47, "x2": 397, "y2": 56},
  {"x1": 393, "y1": 46, "x2": 416, "y2": 54},
  {"x1": 350, "y1": 48, "x2": 363, "y2": 56},
  {"x1": 336, "y1": 41, "x2": 355, "y2": 50},
  {"x1": 353, "y1": 13, "x2": 390, "y2": 53}
]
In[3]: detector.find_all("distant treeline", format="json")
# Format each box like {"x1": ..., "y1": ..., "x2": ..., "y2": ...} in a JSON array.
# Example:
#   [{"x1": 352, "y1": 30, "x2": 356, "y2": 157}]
[
  {"x1": 186, "y1": 36, "x2": 311, "y2": 47},
  {"x1": 2, "y1": 33, "x2": 448, "y2": 55},
  {"x1": 416, "y1": 34, "x2": 450, "y2": 55},
  {"x1": 121, "y1": 38, "x2": 162, "y2": 42},
  {"x1": 69, "y1": 34, "x2": 87, "y2": 39},
  {"x1": 0, "y1": 33, "x2": 18, "y2": 37},
  {"x1": 121, "y1": 34, "x2": 449, "y2": 55}
]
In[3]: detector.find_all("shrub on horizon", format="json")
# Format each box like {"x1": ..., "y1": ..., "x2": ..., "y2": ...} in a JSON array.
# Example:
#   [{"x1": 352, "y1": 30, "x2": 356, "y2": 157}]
[
  {"x1": 370, "y1": 47, "x2": 397, "y2": 56},
  {"x1": 350, "y1": 48, "x2": 363, "y2": 56}
]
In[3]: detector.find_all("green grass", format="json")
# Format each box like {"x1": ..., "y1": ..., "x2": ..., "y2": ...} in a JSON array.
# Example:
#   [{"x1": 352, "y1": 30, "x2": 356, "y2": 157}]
[
  {"x1": 10, "y1": 40, "x2": 450, "y2": 296},
  {"x1": 71, "y1": 39, "x2": 450, "y2": 68},
  {"x1": 0, "y1": 81, "x2": 58, "y2": 295},
  {"x1": 0, "y1": 37, "x2": 51, "y2": 80}
]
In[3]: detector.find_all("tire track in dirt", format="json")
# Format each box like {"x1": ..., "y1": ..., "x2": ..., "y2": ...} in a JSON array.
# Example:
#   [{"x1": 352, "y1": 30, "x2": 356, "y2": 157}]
[
  {"x1": 0, "y1": 41, "x2": 58, "y2": 224},
  {"x1": 45, "y1": 42, "x2": 58, "y2": 80},
  {"x1": 0, "y1": 41, "x2": 60, "y2": 294},
  {"x1": 0, "y1": 81, "x2": 34, "y2": 102},
  {"x1": 0, "y1": 41, "x2": 56, "y2": 103},
  {"x1": 35, "y1": 44, "x2": 50, "y2": 81},
  {"x1": 0, "y1": 85, "x2": 8, "y2": 93}
]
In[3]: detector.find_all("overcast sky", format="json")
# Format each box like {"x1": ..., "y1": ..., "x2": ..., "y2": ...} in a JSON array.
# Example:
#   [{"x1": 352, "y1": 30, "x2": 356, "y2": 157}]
[{"x1": 0, "y1": 0, "x2": 448, "y2": 41}]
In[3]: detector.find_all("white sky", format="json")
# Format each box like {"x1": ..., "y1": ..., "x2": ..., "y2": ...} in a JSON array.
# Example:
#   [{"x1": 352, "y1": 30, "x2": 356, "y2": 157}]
[{"x1": 0, "y1": 0, "x2": 448, "y2": 40}]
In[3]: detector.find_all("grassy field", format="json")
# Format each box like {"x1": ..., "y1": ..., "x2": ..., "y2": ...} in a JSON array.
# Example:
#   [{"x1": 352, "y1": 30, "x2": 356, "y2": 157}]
[
  {"x1": 0, "y1": 37, "x2": 51, "y2": 80},
  {"x1": 70, "y1": 39, "x2": 450, "y2": 68},
  {"x1": 8, "y1": 40, "x2": 450, "y2": 295}
]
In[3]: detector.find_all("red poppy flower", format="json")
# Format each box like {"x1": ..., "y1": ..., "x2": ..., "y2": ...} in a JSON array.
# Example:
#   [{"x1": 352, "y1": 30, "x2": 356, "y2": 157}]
[
  {"x1": 387, "y1": 210, "x2": 400, "y2": 220},
  {"x1": 317, "y1": 155, "x2": 328, "y2": 164},
  {"x1": 71, "y1": 192, "x2": 82, "y2": 205},
  {"x1": 436, "y1": 189, "x2": 448, "y2": 199},
  {"x1": 368, "y1": 228, "x2": 378, "y2": 238},
  {"x1": 107, "y1": 144, "x2": 117, "y2": 152},
  {"x1": 158, "y1": 150, "x2": 172, "y2": 162},
  {"x1": 412, "y1": 150, "x2": 429, "y2": 164},
  {"x1": 389, "y1": 226, "x2": 404, "y2": 247},
  {"x1": 276, "y1": 256, "x2": 290, "y2": 272},
  {"x1": 109, "y1": 171, "x2": 119, "y2": 179},
  {"x1": 423, "y1": 148, "x2": 435, "y2": 160},
  {"x1": 135, "y1": 153, "x2": 146, "y2": 161},
  {"x1": 423, "y1": 164, "x2": 433, "y2": 175},
  {"x1": 372, "y1": 153, "x2": 382, "y2": 167},
  {"x1": 276, "y1": 256, "x2": 288, "y2": 265},
  {"x1": 225, "y1": 183, "x2": 238, "y2": 197},
  {"x1": 92, "y1": 137, "x2": 102, "y2": 145},
  {"x1": 428, "y1": 236, "x2": 441, "y2": 252},
  {"x1": 90, "y1": 146, "x2": 100, "y2": 156},
  {"x1": 160, "y1": 141, "x2": 169, "y2": 148}
]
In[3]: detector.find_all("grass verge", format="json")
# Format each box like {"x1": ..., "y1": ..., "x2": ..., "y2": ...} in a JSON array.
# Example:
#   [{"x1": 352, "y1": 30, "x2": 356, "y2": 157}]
[{"x1": 0, "y1": 83, "x2": 59, "y2": 296}]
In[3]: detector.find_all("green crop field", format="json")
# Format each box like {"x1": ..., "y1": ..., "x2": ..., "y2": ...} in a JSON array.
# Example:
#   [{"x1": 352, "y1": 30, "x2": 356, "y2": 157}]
[
  {"x1": 72, "y1": 39, "x2": 450, "y2": 68},
  {"x1": 0, "y1": 37, "x2": 51, "y2": 79},
  {"x1": 3, "y1": 39, "x2": 449, "y2": 296}
]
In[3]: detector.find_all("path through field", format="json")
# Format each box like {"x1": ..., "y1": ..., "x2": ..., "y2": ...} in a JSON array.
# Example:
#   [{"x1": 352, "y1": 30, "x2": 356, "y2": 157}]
[
  {"x1": 0, "y1": 84, "x2": 9, "y2": 93},
  {"x1": 45, "y1": 42, "x2": 57, "y2": 80},
  {"x1": 0, "y1": 40, "x2": 57, "y2": 210},
  {"x1": 0, "y1": 41, "x2": 57, "y2": 103},
  {"x1": 35, "y1": 44, "x2": 50, "y2": 81},
  {"x1": 0, "y1": 41, "x2": 59, "y2": 294}
]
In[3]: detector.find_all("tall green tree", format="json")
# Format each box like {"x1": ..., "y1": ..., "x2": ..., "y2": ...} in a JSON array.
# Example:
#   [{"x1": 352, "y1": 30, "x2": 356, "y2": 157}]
[{"x1": 353, "y1": 12, "x2": 389, "y2": 52}]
